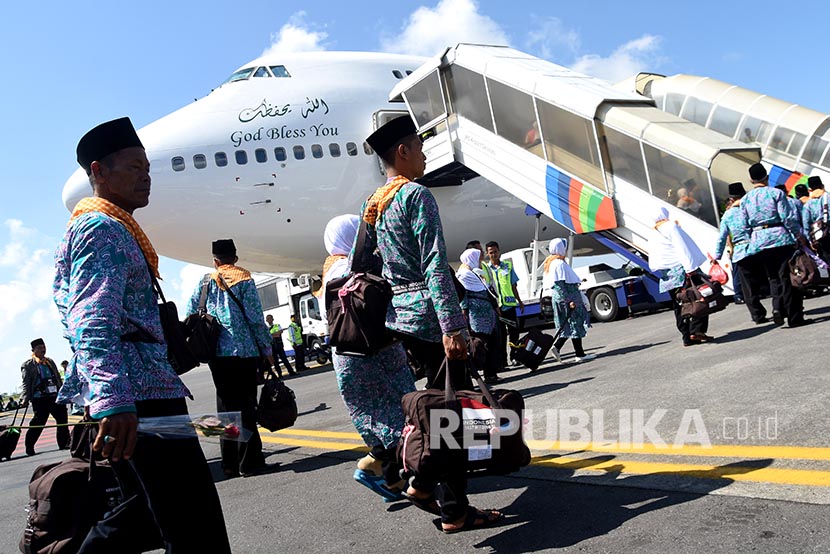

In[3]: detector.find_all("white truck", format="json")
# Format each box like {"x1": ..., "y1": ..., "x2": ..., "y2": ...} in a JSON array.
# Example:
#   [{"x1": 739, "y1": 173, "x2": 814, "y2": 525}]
[
  {"x1": 255, "y1": 274, "x2": 329, "y2": 363},
  {"x1": 499, "y1": 239, "x2": 669, "y2": 329}
]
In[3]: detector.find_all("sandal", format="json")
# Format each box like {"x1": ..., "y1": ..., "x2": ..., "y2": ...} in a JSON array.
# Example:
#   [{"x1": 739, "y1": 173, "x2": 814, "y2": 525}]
[
  {"x1": 402, "y1": 489, "x2": 441, "y2": 516},
  {"x1": 442, "y1": 506, "x2": 504, "y2": 534},
  {"x1": 353, "y1": 469, "x2": 406, "y2": 502}
]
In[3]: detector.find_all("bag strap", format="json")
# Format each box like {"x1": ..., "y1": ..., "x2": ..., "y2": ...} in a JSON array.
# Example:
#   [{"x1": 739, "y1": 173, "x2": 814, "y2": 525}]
[
  {"x1": 197, "y1": 274, "x2": 211, "y2": 313},
  {"x1": 436, "y1": 353, "x2": 502, "y2": 410},
  {"x1": 351, "y1": 219, "x2": 375, "y2": 274},
  {"x1": 218, "y1": 273, "x2": 266, "y2": 359}
]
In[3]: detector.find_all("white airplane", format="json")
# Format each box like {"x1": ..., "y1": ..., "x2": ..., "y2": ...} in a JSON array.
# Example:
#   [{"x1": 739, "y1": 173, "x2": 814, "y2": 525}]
[{"x1": 62, "y1": 51, "x2": 544, "y2": 273}]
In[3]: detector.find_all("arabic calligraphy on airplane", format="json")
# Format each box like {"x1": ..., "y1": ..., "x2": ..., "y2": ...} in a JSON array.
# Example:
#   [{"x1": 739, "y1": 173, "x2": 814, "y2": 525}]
[{"x1": 238, "y1": 97, "x2": 329, "y2": 123}]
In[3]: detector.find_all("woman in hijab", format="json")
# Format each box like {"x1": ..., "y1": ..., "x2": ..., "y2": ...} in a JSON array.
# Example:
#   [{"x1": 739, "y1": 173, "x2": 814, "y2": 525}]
[
  {"x1": 319, "y1": 214, "x2": 415, "y2": 503},
  {"x1": 457, "y1": 248, "x2": 501, "y2": 384},
  {"x1": 648, "y1": 206, "x2": 713, "y2": 346},
  {"x1": 542, "y1": 238, "x2": 596, "y2": 362}
]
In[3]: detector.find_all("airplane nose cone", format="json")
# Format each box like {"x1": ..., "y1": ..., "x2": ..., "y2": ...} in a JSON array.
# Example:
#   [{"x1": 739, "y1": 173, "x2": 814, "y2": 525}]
[{"x1": 62, "y1": 168, "x2": 90, "y2": 212}]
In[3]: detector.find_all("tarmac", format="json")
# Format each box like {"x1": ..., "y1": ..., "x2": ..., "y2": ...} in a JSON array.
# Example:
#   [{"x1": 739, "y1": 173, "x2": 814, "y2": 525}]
[{"x1": 0, "y1": 293, "x2": 828, "y2": 553}]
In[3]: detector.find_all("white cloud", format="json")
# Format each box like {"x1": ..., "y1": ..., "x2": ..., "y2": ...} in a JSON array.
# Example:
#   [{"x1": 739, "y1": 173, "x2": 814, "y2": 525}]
[
  {"x1": 570, "y1": 34, "x2": 663, "y2": 83},
  {"x1": 262, "y1": 11, "x2": 329, "y2": 56},
  {"x1": 381, "y1": 0, "x2": 510, "y2": 56},
  {"x1": 524, "y1": 17, "x2": 580, "y2": 62}
]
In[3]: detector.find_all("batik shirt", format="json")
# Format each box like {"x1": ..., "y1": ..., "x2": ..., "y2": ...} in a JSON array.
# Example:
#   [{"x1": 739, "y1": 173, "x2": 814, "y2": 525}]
[
  {"x1": 360, "y1": 182, "x2": 465, "y2": 343},
  {"x1": 657, "y1": 265, "x2": 687, "y2": 293},
  {"x1": 714, "y1": 204, "x2": 752, "y2": 262},
  {"x1": 53, "y1": 213, "x2": 190, "y2": 418},
  {"x1": 460, "y1": 290, "x2": 497, "y2": 334},
  {"x1": 741, "y1": 186, "x2": 800, "y2": 254},
  {"x1": 787, "y1": 196, "x2": 805, "y2": 235},
  {"x1": 186, "y1": 276, "x2": 272, "y2": 358},
  {"x1": 802, "y1": 192, "x2": 829, "y2": 235}
]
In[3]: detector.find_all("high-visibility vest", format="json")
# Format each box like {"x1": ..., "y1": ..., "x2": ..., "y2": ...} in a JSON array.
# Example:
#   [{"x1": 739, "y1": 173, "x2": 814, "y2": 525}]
[
  {"x1": 288, "y1": 322, "x2": 303, "y2": 345},
  {"x1": 491, "y1": 260, "x2": 517, "y2": 308}
]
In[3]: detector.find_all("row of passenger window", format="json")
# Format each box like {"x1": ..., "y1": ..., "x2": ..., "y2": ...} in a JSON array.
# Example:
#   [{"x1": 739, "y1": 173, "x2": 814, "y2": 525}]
[{"x1": 171, "y1": 142, "x2": 374, "y2": 171}]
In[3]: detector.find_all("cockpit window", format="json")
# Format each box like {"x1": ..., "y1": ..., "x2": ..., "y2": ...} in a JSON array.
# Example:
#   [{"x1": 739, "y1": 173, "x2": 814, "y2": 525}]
[
  {"x1": 253, "y1": 67, "x2": 270, "y2": 78},
  {"x1": 270, "y1": 65, "x2": 291, "y2": 78},
  {"x1": 224, "y1": 67, "x2": 255, "y2": 84}
]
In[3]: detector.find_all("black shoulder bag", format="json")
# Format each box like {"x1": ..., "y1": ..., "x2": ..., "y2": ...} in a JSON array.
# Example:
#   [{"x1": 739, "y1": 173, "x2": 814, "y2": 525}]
[
  {"x1": 324, "y1": 219, "x2": 393, "y2": 357},
  {"x1": 182, "y1": 274, "x2": 222, "y2": 363}
]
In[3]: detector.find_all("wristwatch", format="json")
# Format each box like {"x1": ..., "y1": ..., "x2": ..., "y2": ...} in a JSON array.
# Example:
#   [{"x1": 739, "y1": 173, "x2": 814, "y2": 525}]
[{"x1": 444, "y1": 329, "x2": 464, "y2": 338}]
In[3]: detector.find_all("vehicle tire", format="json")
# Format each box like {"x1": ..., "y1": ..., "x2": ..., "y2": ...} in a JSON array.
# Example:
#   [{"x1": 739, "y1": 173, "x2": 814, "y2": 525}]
[
  {"x1": 589, "y1": 287, "x2": 619, "y2": 322},
  {"x1": 310, "y1": 339, "x2": 328, "y2": 365}
]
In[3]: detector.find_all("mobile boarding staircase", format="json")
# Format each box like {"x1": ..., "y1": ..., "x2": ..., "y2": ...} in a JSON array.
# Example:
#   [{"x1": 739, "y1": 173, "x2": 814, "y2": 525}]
[{"x1": 390, "y1": 44, "x2": 764, "y2": 295}]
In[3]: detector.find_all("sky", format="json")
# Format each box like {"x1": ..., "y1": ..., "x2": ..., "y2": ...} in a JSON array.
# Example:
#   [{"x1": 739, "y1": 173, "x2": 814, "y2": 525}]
[{"x1": 0, "y1": 0, "x2": 828, "y2": 394}]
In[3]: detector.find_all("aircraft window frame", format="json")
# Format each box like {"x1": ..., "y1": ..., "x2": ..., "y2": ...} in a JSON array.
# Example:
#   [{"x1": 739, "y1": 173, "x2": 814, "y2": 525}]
[
  {"x1": 821, "y1": 148, "x2": 830, "y2": 169},
  {"x1": 444, "y1": 64, "x2": 494, "y2": 132},
  {"x1": 537, "y1": 99, "x2": 604, "y2": 188},
  {"x1": 602, "y1": 126, "x2": 649, "y2": 193},
  {"x1": 486, "y1": 77, "x2": 538, "y2": 152},
  {"x1": 642, "y1": 144, "x2": 717, "y2": 227},
  {"x1": 254, "y1": 148, "x2": 267, "y2": 163},
  {"x1": 363, "y1": 142, "x2": 374, "y2": 155},
  {"x1": 235, "y1": 150, "x2": 248, "y2": 165},
  {"x1": 803, "y1": 135, "x2": 829, "y2": 164},
  {"x1": 739, "y1": 116, "x2": 771, "y2": 146},
  {"x1": 769, "y1": 127, "x2": 795, "y2": 153},
  {"x1": 193, "y1": 154, "x2": 207, "y2": 169},
  {"x1": 680, "y1": 97, "x2": 714, "y2": 127},
  {"x1": 311, "y1": 144, "x2": 324, "y2": 159},
  {"x1": 269, "y1": 65, "x2": 291, "y2": 78},
  {"x1": 224, "y1": 67, "x2": 255, "y2": 84},
  {"x1": 329, "y1": 143, "x2": 341, "y2": 157},
  {"x1": 346, "y1": 142, "x2": 358, "y2": 156},
  {"x1": 274, "y1": 147, "x2": 287, "y2": 162},
  {"x1": 171, "y1": 156, "x2": 185, "y2": 172},
  {"x1": 708, "y1": 105, "x2": 743, "y2": 139},
  {"x1": 392, "y1": 70, "x2": 403, "y2": 79},
  {"x1": 215, "y1": 152, "x2": 228, "y2": 167},
  {"x1": 253, "y1": 67, "x2": 271, "y2": 78},
  {"x1": 403, "y1": 70, "x2": 448, "y2": 130},
  {"x1": 293, "y1": 145, "x2": 306, "y2": 160}
]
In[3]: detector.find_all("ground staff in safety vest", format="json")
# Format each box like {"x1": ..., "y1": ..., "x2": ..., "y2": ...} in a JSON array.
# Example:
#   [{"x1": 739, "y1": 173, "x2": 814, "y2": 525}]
[
  {"x1": 485, "y1": 240, "x2": 524, "y2": 366},
  {"x1": 289, "y1": 314, "x2": 306, "y2": 371}
]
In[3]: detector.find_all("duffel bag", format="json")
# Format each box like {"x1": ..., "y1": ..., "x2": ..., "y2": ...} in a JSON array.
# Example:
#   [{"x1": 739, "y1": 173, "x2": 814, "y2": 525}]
[
  {"x1": 679, "y1": 273, "x2": 729, "y2": 318},
  {"x1": 789, "y1": 247, "x2": 830, "y2": 288},
  {"x1": 257, "y1": 369, "x2": 298, "y2": 432},
  {"x1": 399, "y1": 359, "x2": 531, "y2": 480}
]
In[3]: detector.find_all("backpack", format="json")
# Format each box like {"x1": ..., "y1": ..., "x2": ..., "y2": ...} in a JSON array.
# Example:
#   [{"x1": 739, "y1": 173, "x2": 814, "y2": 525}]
[
  {"x1": 182, "y1": 274, "x2": 222, "y2": 363},
  {"x1": 20, "y1": 427, "x2": 124, "y2": 554},
  {"x1": 325, "y1": 219, "x2": 393, "y2": 356}
]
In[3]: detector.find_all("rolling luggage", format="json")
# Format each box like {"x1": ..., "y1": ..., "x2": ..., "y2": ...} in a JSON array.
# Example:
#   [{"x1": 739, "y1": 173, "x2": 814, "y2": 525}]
[
  {"x1": 512, "y1": 328, "x2": 555, "y2": 371},
  {"x1": 0, "y1": 405, "x2": 28, "y2": 461}
]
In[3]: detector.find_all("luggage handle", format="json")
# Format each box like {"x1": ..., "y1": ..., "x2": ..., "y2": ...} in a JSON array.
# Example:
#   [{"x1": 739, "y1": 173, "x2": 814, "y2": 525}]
[{"x1": 437, "y1": 354, "x2": 502, "y2": 411}]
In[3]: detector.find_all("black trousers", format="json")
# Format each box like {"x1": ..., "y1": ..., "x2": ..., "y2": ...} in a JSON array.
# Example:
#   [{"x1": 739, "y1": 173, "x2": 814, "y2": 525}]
[
  {"x1": 758, "y1": 244, "x2": 804, "y2": 324},
  {"x1": 670, "y1": 288, "x2": 709, "y2": 343},
  {"x1": 554, "y1": 337, "x2": 586, "y2": 357},
  {"x1": 498, "y1": 306, "x2": 520, "y2": 365},
  {"x1": 25, "y1": 395, "x2": 69, "y2": 452},
  {"x1": 80, "y1": 398, "x2": 230, "y2": 553},
  {"x1": 397, "y1": 332, "x2": 471, "y2": 523},
  {"x1": 271, "y1": 340, "x2": 294, "y2": 375},
  {"x1": 736, "y1": 255, "x2": 767, "y2": 322},
  {"x1": 208, "y1": 356, "x2": 264, "y2": 474},
  {"x1": 293, "y1": 343, "x2": 307, "y2": 371},
  {"x1": 471, "y1": 331, "x2": 501, "y2": 379}
]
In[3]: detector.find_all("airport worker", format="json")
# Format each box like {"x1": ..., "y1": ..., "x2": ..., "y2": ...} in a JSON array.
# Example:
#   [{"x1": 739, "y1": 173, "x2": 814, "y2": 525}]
[
  {"x1": 186, "y1": 238, "x2": 276, "y2": 478},
  {"x1": 358, "y1": 115, "x2": 503, "y2": 533},
  {"x1": 319, "y1": 214, "x2": 415, "y2": 502},
  {"x1": 485, "y1": 240, "x2": 525, "y2": 367},
  {"x1": 541, "y1": 239, "x2": 596, "y2": 362},
  {"x1": 649, "y1": 206, "x2": 713, "y2": 346},
  {"x1": 713, "y1": 183, "x2": 767, "y2": 323},
  {"x1": 288, "y1": 313, "x2": 307, "y2": 371},
  {"x1": 54, "y1": 117, "x2": 230, "y2": 552},
  {"x1": 265, "y1": 314, "x2": 295, "y2": 377},
  {"x1": 20, "y1": 338, "x2": 69, "y2": 455},
  {"x1": 802, "y1": 176, "x2": 830, "y2": 263},
  {"x1": 457, "y1": 248, "x2": 502, "y2": 383},
  {"x1": 743, "y1": 163, "x2": 808, "y2": 327}
]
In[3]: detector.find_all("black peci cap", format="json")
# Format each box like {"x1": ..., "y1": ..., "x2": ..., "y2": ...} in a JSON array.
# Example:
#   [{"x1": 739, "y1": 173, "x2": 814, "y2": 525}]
[
  {"x1": 212, "y1": 239, "x2": 237, "y2": 258},
  {"x1": 808, "y1": 175, "x2": 824, "y2": 190},
  {"x1": 30, "y1": 338, "x2": 44, "y2": 349},
  {"x1": 76, "y1": 117, "x2": 144, "y2": 174},
  {"x1": 366, "y1": 116, "x2": 417, "y2": 155},
  {"x1": 748, "y1": 162, "x2": 768, "y2": 183},
  {"x1": 728, "y1": 182, "x2": 746, "y2": 197},
  {"x1": 795, "y1": 183, "x2": 809, "y2": 198}
]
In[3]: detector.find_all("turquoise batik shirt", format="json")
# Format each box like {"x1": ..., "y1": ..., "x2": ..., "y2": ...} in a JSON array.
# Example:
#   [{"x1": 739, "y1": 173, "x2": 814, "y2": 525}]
[
  {"x1": 658, "y1": 265, "x2": 687, "y2": 293},
  {"x1": 53, "y1": 213, "x2": 190, "y2": 419},
  {"x1": 787, "y1": 196, "x2": 805, "y2": 235},
  {"x1": 359, "y1": 182, "x2": 466, "y2": 343},
  {"x1": 714, "y1": 203, "x2": 752, "y2": 263},
  {"x1": 186, "y1": 274, "x2": 272, "y2": 358},
  {"x1": 741, "y1": 185, "x2": 800, "y2": 254},
  {"x1": 460, "y1": 289, "x2": 497, "y2": 334},
  {"x1": 803, "y1": 192, "x2": 829, "y2": 234}
]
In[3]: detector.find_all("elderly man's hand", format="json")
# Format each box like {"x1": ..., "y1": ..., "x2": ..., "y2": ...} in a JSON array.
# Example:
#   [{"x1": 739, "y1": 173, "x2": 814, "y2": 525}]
[
  {"x1": 443, "y1": 333, "x2": 468, "y2": 360},
  {"x1": 93, "y1": 412, "x2": 138, "y2": 462}
]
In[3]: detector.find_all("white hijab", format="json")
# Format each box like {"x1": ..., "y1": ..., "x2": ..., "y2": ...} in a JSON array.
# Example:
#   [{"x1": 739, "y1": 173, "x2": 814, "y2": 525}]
[
  {"x1": 456, "y1": 249, "x2": 487, "y2": 292},
  {"x1": 321, "y1": 214, "x2": 360, "y2": 314},
  {"x1": 648, "y1": 206, "x2": 706, "y2": 272},
  {"x1": 544, "y1": 238, "x2": 581, "y2": 284}
]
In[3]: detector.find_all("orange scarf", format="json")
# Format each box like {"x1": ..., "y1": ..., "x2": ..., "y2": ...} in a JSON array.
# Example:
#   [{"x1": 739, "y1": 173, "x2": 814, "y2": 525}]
[
  {"x1": 363, "y1": 175, "x2": 410, "y2": 225},
  {"x1": 32, "y1": 354, "x2": 50, "y2": 366},
  {"x1": 810, "y1": 189, "x2": 826, "y2": 199},
  {"x1": 212, "y1": 264, "x2": 251, "y2": 290},
  {"x1": 313, "y1": 254, "x2": 347, "y2": 298},
  {"x1": 70, "y1": 197, "x2": 160, "y2": 278},
  {"x1": 543, "y1": 254, "x2": 564, "y2": 274}
]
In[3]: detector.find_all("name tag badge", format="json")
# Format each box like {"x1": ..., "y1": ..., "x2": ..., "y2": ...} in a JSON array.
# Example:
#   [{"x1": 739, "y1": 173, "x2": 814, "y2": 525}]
[{"x1": 47, "y1": 385, "x2": 58, "y2": 394}]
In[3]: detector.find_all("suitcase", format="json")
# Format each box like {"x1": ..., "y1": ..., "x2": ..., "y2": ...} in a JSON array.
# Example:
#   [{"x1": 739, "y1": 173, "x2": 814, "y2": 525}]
[
  {"x1": 513, "y1": 328, "x2": 555, "y2": 371},
  {"x1": 0, "y1": 405, "x2": 27, "y2": 461}
]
